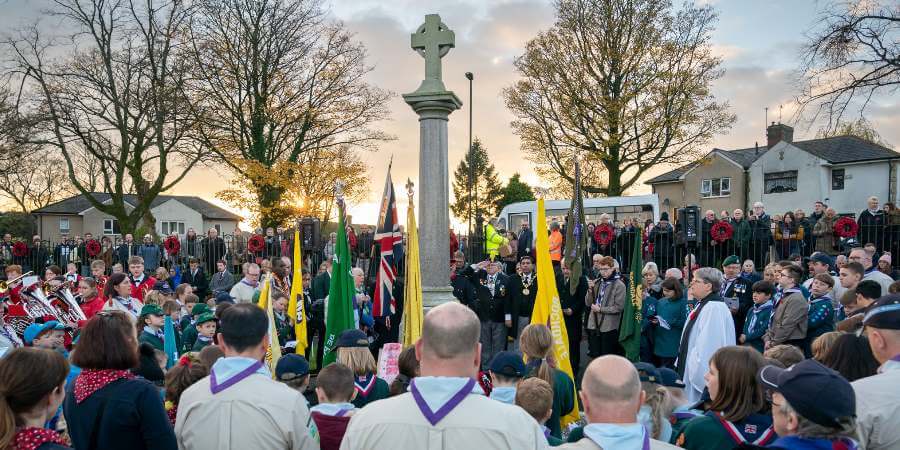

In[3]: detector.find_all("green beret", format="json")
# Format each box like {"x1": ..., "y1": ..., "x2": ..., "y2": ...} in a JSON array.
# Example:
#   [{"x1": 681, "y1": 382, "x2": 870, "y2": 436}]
[
  {"x1": 140, "y1": 304, "x2": 164, "y2": 317},
  {"x1": 191, "y1": 303, "x2": 210, "y2": 316},
  {"x1": 722, "y1": 255, "x2": 741, "y2": 267},
  {"x1": 195, "y1": 312, "x2": 216, "y2": 325}
]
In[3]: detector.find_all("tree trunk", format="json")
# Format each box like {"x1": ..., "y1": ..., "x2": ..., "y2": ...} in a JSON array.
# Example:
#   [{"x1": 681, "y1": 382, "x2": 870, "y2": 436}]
[{"x1": 257, "y1": 183, "x2": 289, "y2": 230}]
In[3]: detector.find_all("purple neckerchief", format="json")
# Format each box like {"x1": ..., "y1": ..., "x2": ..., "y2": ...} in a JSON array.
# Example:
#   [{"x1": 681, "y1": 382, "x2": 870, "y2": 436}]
[
  {"x1": 241, "y1": 279, "x2": 258, "y2": 288},
  {"x1": 595, "y1": 274, "x2": 619, "y2": 305},
  {"x1": 409, "y1": 377, "x2": 475, "y2": 426},
  {"x1": 210, "y1": 360, "x2": 264, "y2": 394}
]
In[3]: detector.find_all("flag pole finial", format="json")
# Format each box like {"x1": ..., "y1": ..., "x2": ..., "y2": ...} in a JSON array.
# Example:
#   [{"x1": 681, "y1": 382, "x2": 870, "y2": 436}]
[{"x1": 406, "y1": 178, "x2": 415, "y2": 202}]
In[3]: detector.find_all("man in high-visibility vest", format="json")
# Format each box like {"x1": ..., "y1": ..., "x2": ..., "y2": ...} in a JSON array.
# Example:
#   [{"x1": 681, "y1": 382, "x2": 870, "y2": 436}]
[
  {"x1": 549, "y1": 221, "x2": 563, "y2": 267},
  {"x1": 484, "y1": 218, "x2": 509, "y2": 262}
]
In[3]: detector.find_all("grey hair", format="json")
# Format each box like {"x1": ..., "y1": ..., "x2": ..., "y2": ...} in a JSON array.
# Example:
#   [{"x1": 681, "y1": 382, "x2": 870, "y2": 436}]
[
  {"x1": 642, "y1": 262, "x2": 659, "y2": 277},
  {"x1": 780, "y1": 399, "x2": 858, "y2": 441},
  {"x1": 694, "y1": 267, "x2": 724, "y2": 293},
  {"x1": 665, "y1": 268, "x2": 683, "y2": 280}
]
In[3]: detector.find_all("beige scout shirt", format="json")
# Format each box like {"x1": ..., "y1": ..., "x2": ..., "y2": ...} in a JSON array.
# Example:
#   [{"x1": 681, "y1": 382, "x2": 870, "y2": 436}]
[
  {"x1": 339, "y1": 391, "x2": 549, "y2": 450},
  {"x1": 559, "y1": 436, "x2": 683, "y2": 449},
  {"x1": 852, "y1": 366, "x2": 900, "y2": 450},
  {"x1": 175, "y1": 372, "x2": 317, "y2": 450}
]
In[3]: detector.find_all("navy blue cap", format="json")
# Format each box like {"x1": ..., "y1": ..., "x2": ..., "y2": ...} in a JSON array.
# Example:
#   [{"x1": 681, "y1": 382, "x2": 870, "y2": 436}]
[
  {"x1": 335, "y1": 329, "x2": 369, "y2": 348},
  {"x1": 809, "y1": 252, "x2": 833, "y2": 268},
  {"x1": 863, "y1": 294, "x2": 900, "y2": 330},
  {"x1": 152, "y1": 280, "x2": 174, "y2": 294},
  {"x1": 489, "y1": 351, "x2": 526, "y2": 378},
  {"x1": 634, "y1": 362, "x2": 661, "y2": 384},
  {"x1": 215, "y1": 292, "x2": 235, "y2": 305},
  {"x1": 758, "y1": 359, "x2": 855, "y2": 427},
  {"x1": 658, "y1": 367, "x2": 686, "y2": 388},
  {"x1": 275, "y1": 354, "x2": 310, "y2": 381}
]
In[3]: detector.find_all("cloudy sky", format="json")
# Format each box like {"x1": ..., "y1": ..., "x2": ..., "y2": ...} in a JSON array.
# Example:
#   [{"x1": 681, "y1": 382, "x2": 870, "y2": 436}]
[{"x1": 3, "y1": 0, "x2": 898, "y2": 229}]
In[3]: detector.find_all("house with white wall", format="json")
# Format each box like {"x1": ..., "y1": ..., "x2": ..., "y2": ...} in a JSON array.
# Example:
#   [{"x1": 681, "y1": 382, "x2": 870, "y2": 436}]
[
  {"x1": 747, "y1": 125, "x2": 900, "y2": 215},
  {"x1": 33, "y1": 193, "x2": 242, "y2": 241}
]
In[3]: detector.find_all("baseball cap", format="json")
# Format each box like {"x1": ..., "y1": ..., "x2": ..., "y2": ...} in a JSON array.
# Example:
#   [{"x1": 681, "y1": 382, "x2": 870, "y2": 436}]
[
  {"x1": 809, "y1": 252, "x2": 833, "y2": 268},
  {"x1": 862, "y1": 294, "x2": 900, "y2": 329},
  {"x1": 215, "y1": 292, "x2": 235, "y2": 305},
  {"x1": 275, "y1": 354, "x2": 310, "y2": 381},
  {"x1": 758, "y1": 359, "x2": 855, "y2": 427},
  {"x1": 152, "y1": 281, "x2": 174, "y2": 295},
  {"x1": 23, "y1": 321, "x2": 66, "y2": 345},
  {"x1": 634, "y1": 362, "x2": 661, "y2": 384},
  {"x1": 335, "y1": 329, "x2": 369, "y2": 349},
  {"x1": 140, "y1": 304, "x2": 164, "y2": 317},
  {"x1": 195, "y1": 312, "x2": 216, "y2": 325},
  {"x1": 658, "y1": 367, "x2": 686, "y2": 388},
  {"x1": 489, "y1": 351, "x2": 526, "y2": 378}
]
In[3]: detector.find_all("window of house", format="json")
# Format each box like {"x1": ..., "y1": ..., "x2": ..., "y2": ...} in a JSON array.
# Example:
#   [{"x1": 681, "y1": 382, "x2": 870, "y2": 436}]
[
  {"x1": 160, "y1": 221, "x2": 186, "y2": 236},
  {"x1": 59, "y1": 218, "x2": 70, "y2": 233},
  {"x1": 103, "y1": 219, "x2": 121, "y2": 235},
  {"x1": 832, "y1": 168, "x2": 845, "y2": 190},
  {"x1": 700, "y1": 177, "x2": 731, "y2": 198},
  {"x1": 764, "y1": 171, "x2": 798, "y2": 194}
]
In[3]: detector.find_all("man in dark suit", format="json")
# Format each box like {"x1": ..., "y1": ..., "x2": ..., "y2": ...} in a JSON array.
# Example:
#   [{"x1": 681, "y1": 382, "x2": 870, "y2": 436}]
[
  {"x1": 308, "y1": 260, "x2": 331, "y2": 369},
  {"x1": 557, "y1": 262, "x2": 588, "y2": 375},
  {"x1": 456, "y1": 259, "x2": 509, "y2": 369},
  {"x1": 115, "y1": 233, "x2": 138, "y2": 266},
  {"x1": 182, "y1": 257, "x2": 209, "y2": 299},
  {"x1": 505, "y1": 256, "x2": 538, "y2": 350},
  {"x1": 517, "y1": 221, "x2": 533, "y2": 262}
]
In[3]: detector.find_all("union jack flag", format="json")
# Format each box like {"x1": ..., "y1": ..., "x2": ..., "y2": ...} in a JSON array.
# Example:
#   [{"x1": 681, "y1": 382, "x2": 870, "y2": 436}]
[{"x1": 372, "y1": 171, "x2": 403, "y2": 317}]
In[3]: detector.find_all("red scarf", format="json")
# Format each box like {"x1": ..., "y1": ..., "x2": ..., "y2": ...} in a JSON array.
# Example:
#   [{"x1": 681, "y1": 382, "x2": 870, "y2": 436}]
[
  {"x1": 13, "y1": 427, "x2": 68, "y2": 450},
  {"x1": 74, "y1": 369, "x2": 134, "y2": 403}
]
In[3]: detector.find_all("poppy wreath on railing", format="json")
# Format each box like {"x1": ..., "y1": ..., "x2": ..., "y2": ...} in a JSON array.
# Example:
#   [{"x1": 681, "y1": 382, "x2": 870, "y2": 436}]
[
  {"x1": 12, "y1": 241, "x2": 28, "y2": 258},
  {"x1": 710, "y1": 221, "x2": 733, "y2": 243},
  {"x1": 164, "y1": 236, "x2": 181, "y2": 256},
  {"x1": 248, "y1": 234, "x2": 265, "y2": 253},
  {"x1": 85, "y1": 239, "x2": 101, "y2": 257},
  {"x1": 834, "y1": 217, "x2": 859, "y2": 238},
  {"x1": 594, "y1": 224, "x2": 615, "y2": 246}
]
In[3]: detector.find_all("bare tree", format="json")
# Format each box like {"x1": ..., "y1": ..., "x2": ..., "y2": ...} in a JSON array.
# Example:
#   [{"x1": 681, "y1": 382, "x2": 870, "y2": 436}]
[
  {"x1": 187, "y1": 0, "x2": 392, "y2": 228},
  {"x1": 503, "y1": 0, "x2": 735, "y2": 196},
  {"x1": 797, "y1": 1, "x2": 899, "y2": 130},
  {"x1": 4, "y1": 0, "x2": 203, "y2": 234}
]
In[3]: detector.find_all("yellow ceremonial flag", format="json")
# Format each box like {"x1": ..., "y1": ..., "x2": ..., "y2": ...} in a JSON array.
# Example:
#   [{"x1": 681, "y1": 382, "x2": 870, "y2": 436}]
[
  {"x1": 401, "y1": 194, "x2": 423, "y2": 347},
  {"x1": 288, "y1": 230, "x2": 308, "y2": 355},
  {"x1": 259, "y1": 274, "x2": 282, "y2": 377},
  {"x1": 530, "y1": 198, "x2": 580, "y2": 428}
]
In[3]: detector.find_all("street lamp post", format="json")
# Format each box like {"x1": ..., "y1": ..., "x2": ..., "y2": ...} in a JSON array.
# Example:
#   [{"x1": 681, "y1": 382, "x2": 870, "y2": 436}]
[{"x1": 465, "y1": 71, "x2": 474, "y2": 259}]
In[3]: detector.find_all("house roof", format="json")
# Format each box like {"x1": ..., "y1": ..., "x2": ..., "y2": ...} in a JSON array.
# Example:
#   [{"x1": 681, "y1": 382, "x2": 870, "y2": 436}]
[
  {"x1": 645, "y1": 145, "x2": 768, "y2": 184},
  {"x1": 33, "y1": 193, "x2": 242, "y2": 221},
  {"x1": 646, "y1": 134, "x2": 899, "y2": 185}
]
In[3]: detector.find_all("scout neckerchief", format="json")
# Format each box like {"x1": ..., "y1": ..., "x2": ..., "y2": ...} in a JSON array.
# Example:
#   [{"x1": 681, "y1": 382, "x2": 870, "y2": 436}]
[
  {"x1": 310, "y1": 402, "x2": 356, "y2": 417},
  {"x1": 410, "y1": 377, "x2": 476, "y2": 426},
  {"x1": 746, "y1": 300, "x2": 773, "y2": 334},
  {"x1": 595, "y1": 272, "x2": 620, "y2": 305},
  {"x1": 712, "y1": 412, "x2": 775, "y2": 446},
  {"x1": 13, "y1": 427, "x2": 68, "y2": 450},
  {"x1": 144, "y1": 325, "x2": 164, "y2": 341},
  {"x1": 114, "y1": 296, "x2": 139, "y2": 316},
  {"x1": 209, "y1": 358, "x2": 266, "y2": 394},
  {"x1": 74, "y1": 369, "x2": 134, "y2": 403},
  {"x1": 355, "y1": 373, "x2": 378, "y2": 397},
  {"x1": 583, "y1": 423, "x2": 650, "y2": 450},
  {"x1": 878, "y1": 353, "x2": 900, "y2": 374},
  {"x1": 720, "y1": 277, "x2": 737, "y2": 298},
  {"x1": 775, "y1": 287, "x2": 800, "y2": 309}
]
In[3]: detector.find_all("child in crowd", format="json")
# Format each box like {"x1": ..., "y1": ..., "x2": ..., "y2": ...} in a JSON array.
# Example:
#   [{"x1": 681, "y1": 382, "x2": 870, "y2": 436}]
[
  {"x1": 764, "y1": 344, "x2": 804, "y2": 368},
  {"x1": 652, "y1": 278, "x2": 687, "y2": 368},
  {"x1": 520, "y1": 324, "x2": 575, "y2": 439},
  {"x1": 335, "y1": 329, "x2": 389, "y2": 408},
  {"x1": 0, "y1": 348, "x2": 70, "y2": 450},
  {"x1": 658, "y1": 367, "x2": 701, "y2": 443},
  {"x1": 634, "y1": 363, "x2": 673, "y2": 442},
  {"x1": 192, "y1": 313, "x2": 217, "y2": 352},
  {"x1": 307, "y1": 362, "x2": 357, "y2": 450},
  {"x1": 162, "y1": 300, "x2": 183, "y2": 348},
  {"x1": 487, "y1": 351, "x2": 526, "y2": 404},
  {"x1": 198, "y1": 344, "x2": 224, "y2": 368},
  {"x1": 176, "y1": 284, "x2": 196, "y2": 327},
  {"x1": 388, "y1": 346, "x2": 419, "y2": 396},
  {"x1": 740, "y1": 280, "x2": 774, "y2": 353},
  {"x1": 138, "y1": 304, "x2": 166, "y2": 352},
  {"x1": 806, "y1": 273, "x2": 836, "y2": 356},
  {"x1": 180, "y1": 297, "x2": 206, "y2": 352},
  {"x1": 515, "y1": 378, "x2": 561, "y2": 446},
  {"x1": 275, "y1": 354, "x2": 311, "y2": 395},
  {"x1": 23, "y1": 321, "x2": 67, "y2": 351},
  {"x1": 164, "y1": 355, "x2": 208, "y2": 425},
  {"x1": 111, "y1": 262, "x2": 123, "y2": 274},
  {"x1": 811, "y1": 331, "x2": 843, "y2": 362}
]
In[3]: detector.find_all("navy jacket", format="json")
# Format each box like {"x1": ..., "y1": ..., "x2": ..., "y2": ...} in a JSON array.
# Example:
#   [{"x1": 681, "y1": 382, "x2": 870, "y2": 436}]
[{"x1": 63, "y1": 377, "x2": 176, "y2": 450}]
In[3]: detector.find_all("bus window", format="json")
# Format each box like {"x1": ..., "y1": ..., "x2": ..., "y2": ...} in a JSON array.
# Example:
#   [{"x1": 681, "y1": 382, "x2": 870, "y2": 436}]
[{"x1": 508, "y1": 213, "x2": 531, "y2": 232}]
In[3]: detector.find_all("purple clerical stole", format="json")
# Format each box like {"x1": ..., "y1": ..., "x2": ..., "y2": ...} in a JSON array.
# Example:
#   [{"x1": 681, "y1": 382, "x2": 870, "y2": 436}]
[{"x1": 409, "y1": 378, "x2": 475, "y2": 426}]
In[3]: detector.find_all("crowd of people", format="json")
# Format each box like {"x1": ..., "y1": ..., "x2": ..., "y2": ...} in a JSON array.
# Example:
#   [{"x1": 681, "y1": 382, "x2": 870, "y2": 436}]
[{"x1": 0, "y1": 196, "x2": 899, "y2": 449}]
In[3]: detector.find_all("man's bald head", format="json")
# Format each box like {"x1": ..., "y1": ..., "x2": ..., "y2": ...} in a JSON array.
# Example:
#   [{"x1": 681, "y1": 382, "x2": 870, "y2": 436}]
[
  {"x1": 421, "y1": 302, "x2": 480, "y2": 359},
  {"x1": 581, "y1": 355, "x2": 642, "y2": 423}
]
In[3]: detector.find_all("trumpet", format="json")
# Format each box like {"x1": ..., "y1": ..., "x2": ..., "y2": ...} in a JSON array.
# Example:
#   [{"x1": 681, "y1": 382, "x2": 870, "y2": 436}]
[{"x1": 0, "y1": 271, "x2": 33, "y2": 293}]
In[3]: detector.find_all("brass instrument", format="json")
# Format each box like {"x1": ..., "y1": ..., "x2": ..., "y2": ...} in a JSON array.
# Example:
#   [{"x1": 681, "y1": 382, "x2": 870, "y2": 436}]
[{"x1": 0, "y1": 271, "x2": 33, "y2": 293}]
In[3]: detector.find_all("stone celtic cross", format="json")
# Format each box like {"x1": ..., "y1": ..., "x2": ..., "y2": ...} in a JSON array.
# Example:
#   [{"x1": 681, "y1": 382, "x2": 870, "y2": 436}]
[{"x1": 410, "y1": 14, "x2": 455, "y2": 94}]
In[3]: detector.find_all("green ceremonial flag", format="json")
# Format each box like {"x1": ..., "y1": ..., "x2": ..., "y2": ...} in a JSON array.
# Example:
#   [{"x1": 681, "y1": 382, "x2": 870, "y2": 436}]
[
  {"x1": 563, "y1": 160, "x2": 587, "y2": 295},
  {"x1": 618, "y1": 226, "x2": 644, "y2": 362},
  {"x1": 322, "y1": 204, "x2": 357, "y2": 367}
]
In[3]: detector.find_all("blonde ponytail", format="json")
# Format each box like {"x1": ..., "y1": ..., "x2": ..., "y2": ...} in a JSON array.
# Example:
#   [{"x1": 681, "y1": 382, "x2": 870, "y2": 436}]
[
  {"x1": 520, "y1": 324, "x2": 556, "y2": 395},
  {"x1": 642, "y1": 382, "x2": 670, "y2": 439}
]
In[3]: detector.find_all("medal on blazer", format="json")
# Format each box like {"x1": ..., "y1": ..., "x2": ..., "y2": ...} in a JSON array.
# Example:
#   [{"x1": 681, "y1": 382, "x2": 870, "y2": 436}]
[{"x1": 522, "y1": 274, "x2": 533, "y2": 296}]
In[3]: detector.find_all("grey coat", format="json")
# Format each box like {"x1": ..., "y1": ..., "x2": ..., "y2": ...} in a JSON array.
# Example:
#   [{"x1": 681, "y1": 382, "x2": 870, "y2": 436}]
[{"x1": 585, "y1": 278, "x2": 626, "y2": 333}]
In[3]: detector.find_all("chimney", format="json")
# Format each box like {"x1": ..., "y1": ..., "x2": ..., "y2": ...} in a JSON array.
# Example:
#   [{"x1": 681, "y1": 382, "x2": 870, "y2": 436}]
[{"x1": 767, "y1": 122, "x2": 794, "y2": 148}]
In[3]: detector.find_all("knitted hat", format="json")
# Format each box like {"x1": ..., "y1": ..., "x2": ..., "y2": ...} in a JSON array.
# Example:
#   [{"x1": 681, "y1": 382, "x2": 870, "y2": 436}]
[{"x1": 879, "y1": 253, "x2": 892, "y2": 265}]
